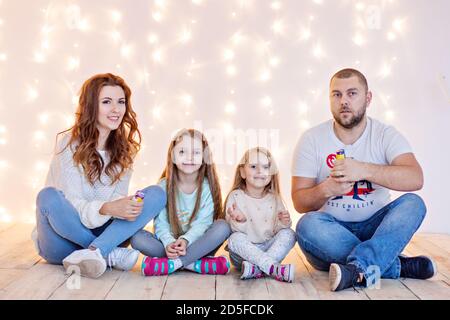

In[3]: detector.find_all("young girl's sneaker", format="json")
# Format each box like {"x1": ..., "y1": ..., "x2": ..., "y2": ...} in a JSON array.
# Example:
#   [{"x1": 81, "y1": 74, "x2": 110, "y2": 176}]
[
  {"x1": 107, "y1": 247, "x2": 140, "y2": 271},
  {"x1": 141, "y1": 256, "x2": 176, "y2": 276},
  {"x1": 269, "y1": 263, "x2": 295, "y2": 283},
  {"x1": 240, "y1": 261, "x2": 264, "y2": 280},
  {"x1": 192, "y1": 255, "x2": 231, "y2": 275}
]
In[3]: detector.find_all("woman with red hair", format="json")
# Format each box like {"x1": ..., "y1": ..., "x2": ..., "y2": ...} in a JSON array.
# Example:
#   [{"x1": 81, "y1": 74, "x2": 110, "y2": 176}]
[{"x1": 32, "y1": 73, "x2": 166, "y2": 278}]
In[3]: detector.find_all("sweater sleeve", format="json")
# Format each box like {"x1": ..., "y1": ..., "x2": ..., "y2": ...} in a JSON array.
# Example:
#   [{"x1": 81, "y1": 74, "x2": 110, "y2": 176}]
[
  {"x1": 46, "y1": 146, "x2": 113, "y2": 229},
  {"x1": 224, "y1": 190, "x2": 248, "y2": 233},
  {"x1": 179, "y1": 186, "x2": 214, "y2": 246}
]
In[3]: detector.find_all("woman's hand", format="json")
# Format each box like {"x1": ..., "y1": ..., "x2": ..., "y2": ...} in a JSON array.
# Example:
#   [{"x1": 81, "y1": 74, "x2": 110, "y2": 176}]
[
  {"x1": 100, "y1": 196, "x2": 143, "y2": 221},
  {"x1": 227, "y1": 203, "x2": 247, "y2": 223}
]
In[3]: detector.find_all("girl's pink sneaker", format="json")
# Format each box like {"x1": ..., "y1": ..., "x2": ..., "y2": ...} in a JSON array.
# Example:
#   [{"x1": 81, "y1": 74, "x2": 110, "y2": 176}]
[{"x1": 141, "y1": 256, "x2": 176, "y2": 276}]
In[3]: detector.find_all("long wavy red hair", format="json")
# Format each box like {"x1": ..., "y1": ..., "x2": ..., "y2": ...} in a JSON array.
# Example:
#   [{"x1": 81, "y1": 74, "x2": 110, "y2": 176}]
[
  {"x1": 57, "y1": 73, "x2": 141, "y2": 185},
  {"x1": 160, "y1": 129, "x2": 223, "y2": 238}
]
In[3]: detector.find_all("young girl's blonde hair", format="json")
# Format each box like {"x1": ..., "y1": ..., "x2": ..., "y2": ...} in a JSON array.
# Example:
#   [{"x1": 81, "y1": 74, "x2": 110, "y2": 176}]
[
  {"x1": 160, "y1": 128, "x2": 223, "y2": 238},
  {"x1": 224, "y1": 147, "x2": 283, "y2": 214}
]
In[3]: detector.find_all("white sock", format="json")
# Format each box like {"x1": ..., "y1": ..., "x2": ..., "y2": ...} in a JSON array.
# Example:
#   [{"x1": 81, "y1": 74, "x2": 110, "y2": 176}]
[
  {"x1": 170, "y1": 258, "x2": 183, "y2": 271},
  {"x1": 183, "y1": 261, "x2": 196, "y2": 272}
]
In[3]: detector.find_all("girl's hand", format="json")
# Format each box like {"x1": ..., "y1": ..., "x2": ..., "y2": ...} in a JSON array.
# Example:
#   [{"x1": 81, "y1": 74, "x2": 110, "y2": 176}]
[
  {"x1": 278, "y1": 210, "x2": 291, "y2": 225},
  {"x1": 165, "y1": 242, "x2": 180, "y2": 259},
  {"x1": 173, "y1": 238, "x2": 188, "y2": 256},
  {"x1": 100, "y1": 196, "x2": 143, "y2": 221},
  {"x1": 227, "y1": 203, "x2": 247, "y2": 223}
]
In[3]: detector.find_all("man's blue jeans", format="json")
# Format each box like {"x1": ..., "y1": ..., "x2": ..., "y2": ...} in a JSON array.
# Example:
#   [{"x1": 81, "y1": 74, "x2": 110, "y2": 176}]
[
  {"x1": 296, "y1": 193, "x2": 427, "y2": 279},
  {"x1": 35, "y1": 185, "x2": 166, "y2": 264}
]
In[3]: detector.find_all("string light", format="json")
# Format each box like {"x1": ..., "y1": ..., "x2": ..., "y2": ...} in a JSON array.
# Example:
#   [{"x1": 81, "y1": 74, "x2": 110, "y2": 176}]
[
  {"x1": 269, "y1": 56, "x2": 280, "y2": 67},
  {"x1": 272, "y1": 19, "x2": 285, "y2": 35},
  {"x1": 111, "y1": 10, "x2": 122, "y2": 23},
  {"x1": 152, "y1": 48, "x2": 164, "y2": 63},
  {"x1": 226, "y1": 64, "x2": 237, "y2": 76},
  {"x1": 179, "y1": 27, "x2": 192, "y2": 43},
  {"x1": 298, "y1": 101, "x2": 309, "y2": 114},
  {"x1": 0, "y1": 160, "x2": 8, "y2": 169},
  {"x1": 261, "y1": 96, "x2": 272, "y2": 107},
  {"x1": 271, "y1": 2, "x2": 282, "y2": 10},
  {"x1": 0, "y1": 207, "x2": 12, "y2": 223},
  {"x1": 259, "y1": 68, "x2": 271, "y2": 82},
  {"x1": 353, "y1": 33, "x2": 366, "y2": 46},
  {"x1": 39, "y1": 113, "x2": 50, "y2": 125},
  {"x1": 67, "y1": 56, "x2": 80, "y2": 70},
  {"x1": 26, "y1": 86, "x2": 39, "y2": 101},
  {"x1": 312, "y1": 43, "x2": 325, "y2": 58},
  {"x1": 223, "y1": 49, "x2": 235, "y2": 61},
  {"x1": 0, "y1": 1, "x2": 416, "y2": 225},
  {"x1": 148, "y1": 33, "x2": 159, "y2": 44},
  {"x1": 225, "y1": 102, "x2": 236, "y2": 114},
  {"x1": 152, "y1": 11, "x2": 163, "y2": 22},
  {"x1": 120, "y1": 44, "x2": 133, "y2": 59},
  {"x1": 300, "y1": 28, "x2": 311, "y2": 41}
]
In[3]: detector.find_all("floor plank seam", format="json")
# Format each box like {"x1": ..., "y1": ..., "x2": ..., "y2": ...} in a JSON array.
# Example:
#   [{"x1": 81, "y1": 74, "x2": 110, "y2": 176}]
[
  {"x1": 214, "y1": 275, "x2": 217, "y2": 300},
  {"x1": 46, "y1": 274, "x2": 71, "y2": 300},
  {"x1": 103, "y1": 271, "x2": 124, "y2": 300},
  {"x1": 159, "y1": 276, "x2": 169, "y2": 300},
  {"x1": 399, "y1": 279, "x2": 422, "y2": 300}
]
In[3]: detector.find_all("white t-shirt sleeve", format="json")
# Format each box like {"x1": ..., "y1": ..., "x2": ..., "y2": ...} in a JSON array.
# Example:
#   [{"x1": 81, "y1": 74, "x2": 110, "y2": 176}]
[
  {"x1": 291, "y1": 131, "x2": 318, "y2": 178},
  {"x1": 382, "y1": 126, "x2": 413, "y2": 164}
]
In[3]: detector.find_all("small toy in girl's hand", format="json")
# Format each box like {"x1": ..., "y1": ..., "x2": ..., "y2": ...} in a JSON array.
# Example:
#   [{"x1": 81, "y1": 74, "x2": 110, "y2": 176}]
[{"x1": 133, "y1": 190, "x2": 145, "y2": 202}]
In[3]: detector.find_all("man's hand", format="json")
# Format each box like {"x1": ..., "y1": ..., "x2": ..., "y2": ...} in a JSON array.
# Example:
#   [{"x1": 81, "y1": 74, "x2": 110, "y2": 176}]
[
  {"x1": 331, "y1": 158, "x2": 369, "y2": 183},
  {"x1": 321, "y1": 176, "x2": 355, "y2": 198}
]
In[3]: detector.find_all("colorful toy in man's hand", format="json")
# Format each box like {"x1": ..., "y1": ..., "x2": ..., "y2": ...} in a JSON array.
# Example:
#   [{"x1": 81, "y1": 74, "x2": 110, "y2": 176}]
[
  {"x1": 336, "y1": 149, "x2": 346, "y2": 160},
  {"x1": 133, "y1": 190, "x2": 145, "y2": 202}
]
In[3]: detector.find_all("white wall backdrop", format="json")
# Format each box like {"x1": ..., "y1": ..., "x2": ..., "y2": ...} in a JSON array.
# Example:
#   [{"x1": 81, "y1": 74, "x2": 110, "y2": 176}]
[{"x1": 0, "y1": 0, "x2": 449, "y2": 233}]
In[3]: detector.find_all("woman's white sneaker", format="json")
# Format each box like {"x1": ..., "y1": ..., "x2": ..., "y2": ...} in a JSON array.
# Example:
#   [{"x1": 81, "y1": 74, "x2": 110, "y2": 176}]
[
  {"x1": 107, "y1": 247, "x2": 140, "y2": 271},
  {"x1": 62, "y1": 248, "x2": 106, "y2": 279}
]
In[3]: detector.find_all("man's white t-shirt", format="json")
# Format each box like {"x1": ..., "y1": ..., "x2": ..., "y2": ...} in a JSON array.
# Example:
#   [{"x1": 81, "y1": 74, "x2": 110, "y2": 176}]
[{"x1": 291, "y1": 117, "x2": 413, "y2": 222}]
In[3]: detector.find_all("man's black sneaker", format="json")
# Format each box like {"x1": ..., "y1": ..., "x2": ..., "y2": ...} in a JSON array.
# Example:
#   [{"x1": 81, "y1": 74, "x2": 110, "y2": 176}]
[
  {"x1": 400, "y1": 255, "x2": 437, "y2": 279},
  {"x1": 329, "y1": 263, "x2": 365, "y2": 292}
]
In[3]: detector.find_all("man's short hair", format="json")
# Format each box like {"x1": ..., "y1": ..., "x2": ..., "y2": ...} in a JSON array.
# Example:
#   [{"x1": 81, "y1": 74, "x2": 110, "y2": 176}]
[{"x1": 330, "y1": 68, "x2": 368, "y2": 92}]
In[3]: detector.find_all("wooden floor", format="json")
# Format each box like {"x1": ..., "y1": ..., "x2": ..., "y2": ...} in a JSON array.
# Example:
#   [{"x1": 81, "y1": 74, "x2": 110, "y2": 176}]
[{"x1": 0, "y1": 223, "x2": 449, "y2": 300}]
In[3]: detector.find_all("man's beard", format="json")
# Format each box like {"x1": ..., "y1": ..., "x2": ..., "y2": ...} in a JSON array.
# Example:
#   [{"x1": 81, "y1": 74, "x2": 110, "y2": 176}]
[{"x1": 333, "y1": 104, "x2": 367, "y2": 129}]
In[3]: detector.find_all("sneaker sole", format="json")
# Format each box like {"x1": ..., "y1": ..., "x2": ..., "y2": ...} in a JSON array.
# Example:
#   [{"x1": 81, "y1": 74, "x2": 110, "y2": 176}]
[
  {"x1": 63, "y1": 258, "x2": 106, "y2": 279},
  {"x1": 329, "y1": 263, "x2": 342, "y2": 292},
  {"x1": 428, "y1": 256, "x2": 438, "y2": 278},
  {"x1": 288, "y1": 264, "x2": 295, "y2": 283}
]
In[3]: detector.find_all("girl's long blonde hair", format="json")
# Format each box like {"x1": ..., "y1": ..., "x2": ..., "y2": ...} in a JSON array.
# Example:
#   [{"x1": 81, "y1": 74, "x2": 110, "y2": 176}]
[
  {"x1": 224, "y1": 147, "x2": 283, "y2": 214},
  {"x1": 160, "y1": 129, "x2": 223, "y2": 238}
]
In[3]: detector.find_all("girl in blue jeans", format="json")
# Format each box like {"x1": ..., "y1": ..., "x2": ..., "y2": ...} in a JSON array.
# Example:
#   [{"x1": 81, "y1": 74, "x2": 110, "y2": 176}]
[{"x1": 33, "y1": 73, "x2": 166, "y2": 278}]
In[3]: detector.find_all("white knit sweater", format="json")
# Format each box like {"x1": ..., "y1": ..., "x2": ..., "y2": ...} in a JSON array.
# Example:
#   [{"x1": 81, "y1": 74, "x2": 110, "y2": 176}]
[
  {"x1": 32, "y1": 133, "x2": 132, "y2": 246},
  {"x1": 225, "y1": 189, "x2": 292, "y2": 244}
]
